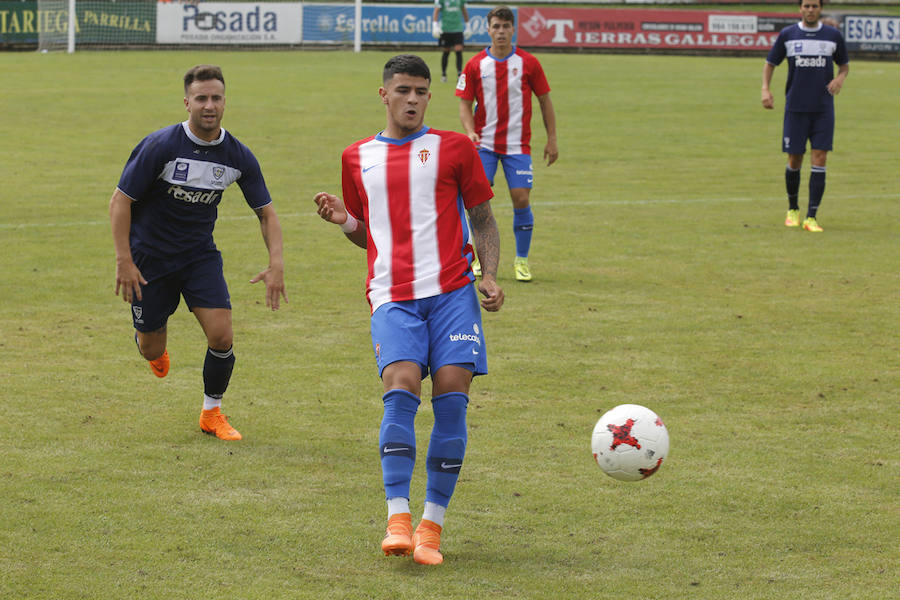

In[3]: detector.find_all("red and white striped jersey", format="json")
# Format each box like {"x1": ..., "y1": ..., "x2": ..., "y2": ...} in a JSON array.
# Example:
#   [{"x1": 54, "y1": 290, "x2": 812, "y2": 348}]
[
  {"x1": 456, "y1": 46, "x2": 551, "y2": 156},
  {"x1": 341, "y1": 127, "x2": 493, "y2": 313}
]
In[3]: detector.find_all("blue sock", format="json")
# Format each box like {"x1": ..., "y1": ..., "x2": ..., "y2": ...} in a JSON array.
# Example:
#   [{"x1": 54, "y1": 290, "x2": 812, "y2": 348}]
[
  {"x1": 513, "y1": 206, "x2": 534, "y2": 259},
  {"x1": 380, "y1": 389, "x2": 420, "y2": 500},
  {"x1": 425, "y1": 392, "x2": 468, "y2": 507},
  {"x1": 203, "y1": 346, "x2": 234, "y2": 399}
]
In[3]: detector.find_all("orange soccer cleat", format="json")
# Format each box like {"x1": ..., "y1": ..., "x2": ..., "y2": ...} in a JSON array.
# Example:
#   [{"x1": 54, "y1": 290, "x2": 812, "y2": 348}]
[
  {"x1": 199, "y1": 407, "x2": 242, "y2": 441},
  {"x1": 412, "y1": 519, "x2": 443, "y2": 565},
  {"x1": 148, "y1": 350, "x2": 170, "y2": 378},
  {"x1": 381, "y1": 513, "x2": 413, "y2": 556}
]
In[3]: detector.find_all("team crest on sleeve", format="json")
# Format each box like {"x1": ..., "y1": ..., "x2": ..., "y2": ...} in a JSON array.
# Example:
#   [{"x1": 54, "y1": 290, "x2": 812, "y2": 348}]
[
  {"x1": 456, "y1": 74, "x2": 466, "y2": 91},
  {"x1": 418, "y1": 149, "x2": 431, "y2": 165},
  {"x1": 173, "y1": 161, "x2": 189, "y2": 182}
]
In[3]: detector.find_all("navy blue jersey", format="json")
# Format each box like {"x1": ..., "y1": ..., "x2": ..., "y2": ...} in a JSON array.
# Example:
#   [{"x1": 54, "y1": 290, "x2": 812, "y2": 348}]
[
  {"x1": 767, "y1": 22, "x2": 849, "y2": 113},
  {"x1": 117, "y1": 122, "x2": 272, "y2": 260}
]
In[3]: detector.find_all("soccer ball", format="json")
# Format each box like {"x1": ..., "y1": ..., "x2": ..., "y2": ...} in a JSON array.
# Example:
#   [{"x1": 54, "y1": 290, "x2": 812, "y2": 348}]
[{"x1": 591, "y1": 404, "x2": 669, "y2": 482}]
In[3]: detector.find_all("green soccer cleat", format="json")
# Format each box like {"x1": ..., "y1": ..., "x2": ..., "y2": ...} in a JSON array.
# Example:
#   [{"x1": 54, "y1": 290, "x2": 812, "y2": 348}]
[
  {"x1": 802, "y1": 217, "x2": 823, "y2": 232},
  {"x1": 785, "y1": 209, "x2": 800, "y2": 227},
  {"x1": 471, "y1": 255, "x2": 482, "y2": 278},
  {"x1": 514, "y1": 257, "x2": 532, "y2": 282}
]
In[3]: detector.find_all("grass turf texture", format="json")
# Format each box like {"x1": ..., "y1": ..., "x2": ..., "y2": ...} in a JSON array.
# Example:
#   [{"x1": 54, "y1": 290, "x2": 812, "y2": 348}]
[{"x1": 1, "y1": 50, "x2": 897, "y2": 599}]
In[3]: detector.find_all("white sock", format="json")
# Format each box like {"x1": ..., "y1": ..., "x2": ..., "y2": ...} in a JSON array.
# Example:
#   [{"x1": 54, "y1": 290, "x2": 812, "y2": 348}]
[
  {"x1": 422, "y1": 501, "x2": 446, "y2": 527},
  {"x1": 202, "y1": 394, "x2": 222, "y2": 411},
  {"x1": 387, "y1": 497, "x2": 410, "y2": 518}
]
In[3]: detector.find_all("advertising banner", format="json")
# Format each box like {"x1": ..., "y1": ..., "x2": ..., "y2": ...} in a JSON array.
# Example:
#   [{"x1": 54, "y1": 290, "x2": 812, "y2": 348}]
[
  {"x1": 302, "y1": 3, "x2": 496, "y2": 46},
  {"x1": 844, "y1": 15, "x2": 900, "y2": 52},
  {"x1": 516, "y1": 7, "x2": 796, "y2": 52},
  {"x1": 0, "y1": 0, "x2": 154, "y2": 44},
  {"x1": 157, "y1": 2, "x2": 301, "y2": 44}
]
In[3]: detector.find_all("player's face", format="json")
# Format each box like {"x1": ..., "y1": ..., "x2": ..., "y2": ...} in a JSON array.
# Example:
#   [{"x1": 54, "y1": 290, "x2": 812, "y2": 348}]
[
  {"x1": 799, "y1": 1, "x2": 822, "y2": 26},
  {"x1": 184, "y1": 78, "x2": 225, "y2": 141},
  {"x1": 488, "y1": 18, "x2": 515, "y2": 53},
  {"x1": 380, "y1": 73, "x2": 431, "y2": 138}
]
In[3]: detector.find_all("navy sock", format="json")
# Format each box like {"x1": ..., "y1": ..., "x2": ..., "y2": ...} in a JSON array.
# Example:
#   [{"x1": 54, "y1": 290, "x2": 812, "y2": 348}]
[
  {"x1": 512, "y1": 206, "x2": 534, "y2": 259},
  {"x1": 441, "y1": 52, "x2": 449, "y2": 76},
  {"x1": 203, "y1": 346, "x2": 234, "y2": 399},
  {"x1": 785, "y1": 166, "x2": 800, "y2": 210},
  {"x1": 380, "y1": 389, "x2": 420, "y2": 500},
  {"x1": 455, "y1": 51, "x2": 463, "y2": 75},
  {"x1": 808, "y1": 166, "x2": 826, "y2": 219},
  {"x1": 425, "y1": 392, "x2": 469, "y2": 507}
]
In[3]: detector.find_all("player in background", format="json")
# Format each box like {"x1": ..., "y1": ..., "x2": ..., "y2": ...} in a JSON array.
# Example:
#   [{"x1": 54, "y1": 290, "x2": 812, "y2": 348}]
[
  {"x1": 432, "y1": 0, "x2": 469, "y2": 83},
  {"x1": 110, "y1": 65, "x2": 287, "y2": 441},
  {"x1": 313, "y1": 55, "x2": 504, "y2": 565},
  {"x1": 457, "y1": 5, "x2": 558, "y2": 281},
  {"x1": 762, "y1": 0, "x2": 848, "y2": 232}
]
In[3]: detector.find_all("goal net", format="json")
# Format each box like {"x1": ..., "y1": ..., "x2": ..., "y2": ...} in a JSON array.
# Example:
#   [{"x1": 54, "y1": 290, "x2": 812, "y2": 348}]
[
  {"x1": 36, "y1": 0, "x2": 365, "y2": 53},
  {"x1": 37, "y1": 0, "x2": 157, "y2": 52}
]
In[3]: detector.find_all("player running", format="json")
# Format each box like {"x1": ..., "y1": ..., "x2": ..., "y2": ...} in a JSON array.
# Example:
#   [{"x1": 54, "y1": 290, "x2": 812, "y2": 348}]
[
  {"x1": 457, "y1": 5, "x2": 558, "y2": 281},
  {"x1": 110, "y1": 64, "x2": 287, "y2": 440},
  {"x1": 762, "y1": 0, "x2": 849, "y2": 232},
  {"x1": 313, "y1": 54, "x2": 504, "y2": 565}
]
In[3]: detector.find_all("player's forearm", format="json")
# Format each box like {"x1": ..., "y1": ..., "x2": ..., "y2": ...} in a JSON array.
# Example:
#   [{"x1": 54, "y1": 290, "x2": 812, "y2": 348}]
[
  {"x1": 109, "y1": 190, "x2": 134, "y2": 262},
  {"x1": 468, "y1": 203, "x2": 500, "y2": 277},
  {"x1": 258, "y1": 207, "x2": 285, "y2": 268},
  {"x1": 836, "y1": 63, "x2": 849, "y2": 82},
  {"x1": 761, "y1": 63, "x2": 775, "y2": 90},
  {"x1": 538, "y1": 94, "x2": 557, "y2": 141},
  {"x1": 458, "y1": 100, "x2": 473, "y2": 131},
  {"x1": 344, "y1": 225, "x2": 368, "y2": 249}
]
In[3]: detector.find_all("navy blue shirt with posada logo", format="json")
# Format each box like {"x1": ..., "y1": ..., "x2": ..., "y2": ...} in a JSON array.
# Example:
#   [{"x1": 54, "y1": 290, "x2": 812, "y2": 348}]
[
  {"x1": 766, "y1": 21, "x2": 849, "y2": 113},
  {"x1": 117, "y1": 121, "x2": 272, "y2": 273}
]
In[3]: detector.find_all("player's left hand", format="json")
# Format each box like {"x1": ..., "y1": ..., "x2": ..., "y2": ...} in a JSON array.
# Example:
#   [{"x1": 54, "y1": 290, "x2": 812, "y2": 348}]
[
  {"x1": 313, "y1": 191, "x2": 349, "y2": 225},
  {"x1": 826, "y1": 79, "x2": 843, "y2": 96},
  {"x1": 477, "y1": 276, "x2": 504, "y2": 312},
  {"x1": 543, "y1": 139, "x2": 559, "y2": 166},
  {"x1": 250, "y1": 264, "x2": 287, "y2": 311}
]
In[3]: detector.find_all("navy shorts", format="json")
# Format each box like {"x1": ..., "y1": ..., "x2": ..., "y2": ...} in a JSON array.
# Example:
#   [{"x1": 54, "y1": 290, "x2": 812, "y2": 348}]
[
  {"x1": 130, "y1": 249, "x2": 231, "y2": 332},
  {"x1": 478, "y1": 149, "x2": 533, "y2": 189},
  {"x1": 370, "y1": 284, "x2": 488, "y2": 378},
  {"x1": 782, "y1": 110, "x2": 834, "y2": 154}
]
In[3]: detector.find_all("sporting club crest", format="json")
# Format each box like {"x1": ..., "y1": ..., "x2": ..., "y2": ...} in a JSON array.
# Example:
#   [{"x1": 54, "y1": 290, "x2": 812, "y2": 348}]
[{"x1": 418, "y1": 149, "x2": 430, "y2": 165}]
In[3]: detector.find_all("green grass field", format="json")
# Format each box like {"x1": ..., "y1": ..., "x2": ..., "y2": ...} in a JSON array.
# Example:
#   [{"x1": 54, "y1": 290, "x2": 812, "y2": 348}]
[{"x1": 1, "y1": 48, "x2": 897, "y2": 599}]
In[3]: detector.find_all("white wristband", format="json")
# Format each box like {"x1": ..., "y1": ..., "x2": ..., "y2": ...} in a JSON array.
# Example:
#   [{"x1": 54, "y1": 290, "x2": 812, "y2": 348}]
[{"x1": 340, "y1": 214, "x2": 359, "y2": 233}]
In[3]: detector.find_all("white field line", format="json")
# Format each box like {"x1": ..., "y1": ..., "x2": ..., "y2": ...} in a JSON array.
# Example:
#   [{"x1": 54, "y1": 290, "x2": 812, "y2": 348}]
[{"x1": 2, "y1": 193, "x2": 899, "y2": 230}]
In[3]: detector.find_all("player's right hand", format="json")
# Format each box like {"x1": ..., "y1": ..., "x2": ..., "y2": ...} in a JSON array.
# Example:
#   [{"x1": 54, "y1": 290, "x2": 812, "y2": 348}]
[
  {"x1": 313, "y1": 191, "x2": 348, "y2": 225},
  {"x1": 761, "y1": 89, "x2": 774, "y2": 109},
  {"x1": 477, "y1": 276, "x2": 504, "y2": 312},
  {"x1": 432, "y1": 21, "x2": 442, "y2": 39},
  {"x1": 115, "y1": 259, "x2": 146, "y2": 303}
]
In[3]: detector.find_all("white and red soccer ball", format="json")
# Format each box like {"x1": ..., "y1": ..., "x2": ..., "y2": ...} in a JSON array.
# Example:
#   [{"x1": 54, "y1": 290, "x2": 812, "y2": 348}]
[{"x1": 592, "y1": 404, "x2": 669, "y2": 482}]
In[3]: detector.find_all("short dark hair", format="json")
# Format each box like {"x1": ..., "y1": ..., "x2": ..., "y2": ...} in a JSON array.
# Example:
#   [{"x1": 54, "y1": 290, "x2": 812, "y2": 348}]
[
  {"x1": 487, "y1": 6, "x2": 515, "y2": 26},
  {"x1": 184, "y1": 65, "x2": 225, "y2": 93},
  {"x1": 382, "y1": 54, "x2": 431, "y2": 84},
  {"x1": 798, "y1": 0, "x2": 824, "y2": 6}
]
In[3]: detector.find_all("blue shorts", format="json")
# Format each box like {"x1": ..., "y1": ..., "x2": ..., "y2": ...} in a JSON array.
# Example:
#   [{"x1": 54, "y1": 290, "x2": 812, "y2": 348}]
[
  {"x1": 130, "y1": 249, "x2": 231, "y2": 332},
  {"x1": 478, "y1": 149, "x2": 533, "y2": 189},
  {"x1": 370, "y1": 284, "x2": 488, "y2": 378},
  {"x1": 782, "y1": 110, "x2": 834, "y2": 154}
]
